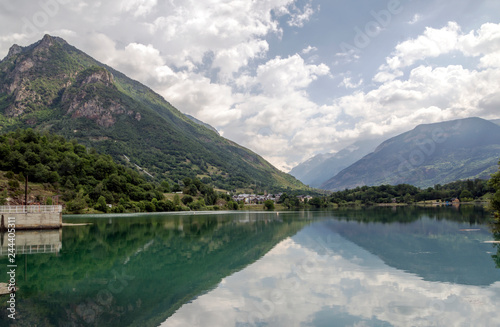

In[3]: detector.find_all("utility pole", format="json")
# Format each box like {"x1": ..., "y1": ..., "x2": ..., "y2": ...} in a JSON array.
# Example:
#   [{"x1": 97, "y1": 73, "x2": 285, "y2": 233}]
[{"x1": 25, "y1": 175, "x2": 28, "y2": 206}]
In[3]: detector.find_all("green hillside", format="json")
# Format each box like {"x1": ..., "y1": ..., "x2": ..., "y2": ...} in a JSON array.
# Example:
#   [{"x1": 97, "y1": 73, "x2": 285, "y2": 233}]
[{"x1": 0, "y1": 35, "x2": 306, "y2": 193}]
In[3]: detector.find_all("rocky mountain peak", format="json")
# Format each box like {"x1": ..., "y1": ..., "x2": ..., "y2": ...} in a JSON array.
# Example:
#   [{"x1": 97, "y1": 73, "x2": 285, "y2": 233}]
[
  {"x1": 32, "y1": 34, "x2": 55, "y2": 55},
  {"x1": 39, "y1": 34, "x2": 55, "y2": 48},
  {"x1": 5, "y1": 44, "x2": 23, "y2": 61}
]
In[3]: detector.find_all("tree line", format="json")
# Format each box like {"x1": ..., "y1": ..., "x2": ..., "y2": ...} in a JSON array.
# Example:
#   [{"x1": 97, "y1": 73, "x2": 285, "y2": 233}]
[
  {"x1": 0, "y1": 129, "x2": 237, "y2": 213},
  {"x1": 284, "y1": 178, "x2": 497, "y2": 209}
]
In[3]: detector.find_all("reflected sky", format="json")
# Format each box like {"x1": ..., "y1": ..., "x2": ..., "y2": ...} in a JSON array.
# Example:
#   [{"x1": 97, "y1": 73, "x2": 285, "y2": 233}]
[{"x1": 163, "y1": 218, "x2": 500, "y2": 327}]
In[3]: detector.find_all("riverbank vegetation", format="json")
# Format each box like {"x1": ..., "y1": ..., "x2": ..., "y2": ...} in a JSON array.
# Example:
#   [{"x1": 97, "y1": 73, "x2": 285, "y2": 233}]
[
  {"x1": 489, "y1": 163, "x2": 500, "y2": 219},
  {"x1": 325, "y1": 180, "x2": 493, "y2": 206}
]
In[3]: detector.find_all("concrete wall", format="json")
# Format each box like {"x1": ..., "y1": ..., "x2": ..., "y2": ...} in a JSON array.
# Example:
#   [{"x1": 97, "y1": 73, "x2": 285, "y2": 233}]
[{"x1": 0, "y1": 212, "x2": 62, "y2": 230}]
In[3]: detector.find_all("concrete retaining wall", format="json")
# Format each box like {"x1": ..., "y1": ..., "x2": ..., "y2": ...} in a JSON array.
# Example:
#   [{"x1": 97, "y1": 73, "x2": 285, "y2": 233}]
[{"x1": 0, "y1": 212, "x2": 62, "y2": 230}]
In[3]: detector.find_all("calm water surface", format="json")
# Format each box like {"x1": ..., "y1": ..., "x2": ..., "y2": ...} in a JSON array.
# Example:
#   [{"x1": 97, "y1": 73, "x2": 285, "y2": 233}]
[{"x1": 1, "y1": 206, "x2": 499, "y2": 326}]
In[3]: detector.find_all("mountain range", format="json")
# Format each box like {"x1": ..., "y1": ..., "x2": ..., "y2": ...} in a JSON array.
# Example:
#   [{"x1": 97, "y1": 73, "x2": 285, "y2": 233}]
[
  {"x1": 319, "y1": 117, "x2": 500, "y2": 191},
  {"x1": 289, "y1": 138, "x2": 384, "y2": 188},
  {"x1": 0, "y1": 35, "x2": 305, "y2": 192}
]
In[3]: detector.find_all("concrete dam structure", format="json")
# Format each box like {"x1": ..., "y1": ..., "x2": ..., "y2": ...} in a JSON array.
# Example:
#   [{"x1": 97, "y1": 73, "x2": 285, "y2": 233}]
[{"x1": 0, "y1": 205, "x2": 63, "y2": 230}]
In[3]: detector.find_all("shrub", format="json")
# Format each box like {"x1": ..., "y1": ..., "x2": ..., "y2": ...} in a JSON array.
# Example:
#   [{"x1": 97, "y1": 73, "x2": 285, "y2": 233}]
[
  {"x1": 181, "y1": 195, "x2": 194, "y2": 205},
  {"x1": 263, "y1": 200, "x2": 275, "y2": 210},
  {"x1": 95, "y1": 196, "x2": 108, "y2": 213}
]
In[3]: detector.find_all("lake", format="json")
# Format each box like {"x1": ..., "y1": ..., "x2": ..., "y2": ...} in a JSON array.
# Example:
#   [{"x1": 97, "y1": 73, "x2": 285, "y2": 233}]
[{"x1": 1, "y1": 206, "x2": 499, "y2": 326}]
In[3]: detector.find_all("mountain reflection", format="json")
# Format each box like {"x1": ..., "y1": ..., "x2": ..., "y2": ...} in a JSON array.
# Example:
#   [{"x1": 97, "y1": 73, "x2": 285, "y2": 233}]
[
  {"x1": 0, "y1": 212, "x2": 309, "y2": 326},
  {"x1": 164, "y1": 207, "x2": 500, "y2": 327},
  {"x1": 1, "y1": 208, "x2": 499, "y2": 327}
]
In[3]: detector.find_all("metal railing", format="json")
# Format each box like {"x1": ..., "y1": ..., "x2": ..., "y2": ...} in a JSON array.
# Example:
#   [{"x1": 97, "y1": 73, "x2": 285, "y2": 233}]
[
  {"x1": 0, "y1": 243, "x2": 62, "y2": 255},
  {"x1": 0, "y1": 205, "x2": 63, "y2": 214}
]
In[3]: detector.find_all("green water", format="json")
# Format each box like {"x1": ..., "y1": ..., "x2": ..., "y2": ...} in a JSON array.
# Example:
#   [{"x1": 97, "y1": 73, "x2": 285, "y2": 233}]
[{"x1": 0, "y1": 207, "x2": 499, "y2": 326}]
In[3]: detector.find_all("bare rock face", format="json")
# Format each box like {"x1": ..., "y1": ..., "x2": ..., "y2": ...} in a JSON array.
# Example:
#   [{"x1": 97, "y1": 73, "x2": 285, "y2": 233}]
[
  {"x1": 68, "y1": 99, "x2": 125, "y2": 128},
  {"x1": 33, "y1": 34, "x2": 55, "y2": 55},
  {"x1": 2, "y1": 35, "x2": 78, "y2": 117},
  {"x1": 63, "y1": 67, "x2": 131, "y2": 128},
  {"x1": 81, "y1": 68, "x2": 114, "y2": 86}
]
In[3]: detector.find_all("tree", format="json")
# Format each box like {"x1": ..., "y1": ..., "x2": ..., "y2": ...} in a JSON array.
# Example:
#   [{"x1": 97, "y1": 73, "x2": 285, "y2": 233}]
[
  {"x1": 0, "y1": 190, "x2": 7, "y2": 205},
  {"x1": 66, "y1": 190, "x2": 87, "y2": 213},
  {"x1": 263, "y1": 200, "x2": 274, "y2": 211},
  {"x1": 183, "y1": 184, "x2": 198, "y2": 196},
  {"x1": 160, "y1": 181, "x2": 171, "y2": 192},
  {"x1": 403, "y1": 193, "x2": 413, "y2": 204},
  {"x1": 95, "y1": 196, "x2": 108, "y2": 213},
  {"x1": 309, "y1": 197, "x2": 324, "y2": 208},
  {"x1": 172, "y1": 184, "x2": 181, "y2": 192},
  {"x1": 459, "y1": 189, "x2": 474, "y2": 202},
  {"x1": 181, "y1": 195, "x2": 194, "y2": 205},
  {"x1": 143, "y1": 201, "x2": 156, "y2": 212},
  {"x1": 157, "y1": 200, "x2": 175, "y2": 212},
  {"x1": 173, "y1": 194, "x2": 181, "y2": 206},
  {"x1": 489, "y1": 162, "x2": 500, "y2": 217},
  {"x1": 227, "y1": 200, "x2": 239, "y2": 210}
]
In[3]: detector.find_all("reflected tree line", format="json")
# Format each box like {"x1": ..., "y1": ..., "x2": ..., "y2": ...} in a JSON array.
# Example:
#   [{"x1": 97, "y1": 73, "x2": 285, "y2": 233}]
[
  {"x1": 488, "y1": 163, "x2": 500, "y2": 268},
  {"x1": 331, "y1": 205, "x2": 490, "y2": 225},
  {"x1": 490, "y1": 223, "x2": 500, "y2": 268},
  {"x1": 0, "y1": 213, "x2": 309, "y2": 326},
  {"x1": 328, "y1": 204, "x2": 500, "y2": 272}
]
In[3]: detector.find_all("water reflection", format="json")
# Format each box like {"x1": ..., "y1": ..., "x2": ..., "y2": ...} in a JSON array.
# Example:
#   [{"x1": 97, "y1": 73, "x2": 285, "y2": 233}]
[
  {"x1": 0, "y1": 208, "x2": 499, "y2": 326},
  {"x1": 0, "y1": 229, "x2": 62, "y2": 256},
  {"x1": 489, "y1": 221, "x2": 500, "y2": 269},
  {"x1": 164, "y1": 209, "x2": 500, "y2": 327},
  {"x1": 0, "y1": 212, "x2": 309, "y2": 326}
]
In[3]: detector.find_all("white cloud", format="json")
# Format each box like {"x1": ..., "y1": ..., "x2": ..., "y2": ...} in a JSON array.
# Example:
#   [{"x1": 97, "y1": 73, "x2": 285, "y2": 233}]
[
  {"x1": 212, "y1": 39, "x2": 269, "y2": 79},
  {"x1": 146, "y1": 0, "x2": 295, "y2": 71},
  {"x1": 380, "y1": 22, "x2": 500, "y2": 73},
  {"x1": 459, "y1": 23, "x2": 500, "y2": 57},
  {"x1": 385, "y1": 22, "x2": 461, "y2": 71},
  {"x1": 362, "y1": 64, "x2": 500, "y2": 128},
  {"x1": 120, "y1": 0, "x2": 157, "y2": 17},
  {"x1": 254, "y1": 54, "x2": 330, "y2": 96},
  {"x1": 213, "y1": 55, "x2": 331, "y2": 170},
  {"x1": 287, "y1": 1, "x2": 316, "y2": 27},
  {"x1": 302, "y1": 45, "x2": 317, "y2": 54},
  {"x1": 408, "y1": 14, "x2": 421, "y2": 25},
  {"x1": 372, "y1": 68, "x2": 403, "y2": 83},
  {"x1": 339, "y1": 76, "x2": 364, "y2": 89}
]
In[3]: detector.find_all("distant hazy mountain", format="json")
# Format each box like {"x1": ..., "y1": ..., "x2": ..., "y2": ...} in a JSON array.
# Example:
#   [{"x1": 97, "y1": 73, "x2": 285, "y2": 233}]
[
  {"x1": 289, "y1": 138, "x2": 383, "y2": 188},
  {"x1": 321, "y1": 117, "x2": 500, "y2": 191},
  {"x1": 491, "y1": 119, "x2": 500, "y2": 126}
]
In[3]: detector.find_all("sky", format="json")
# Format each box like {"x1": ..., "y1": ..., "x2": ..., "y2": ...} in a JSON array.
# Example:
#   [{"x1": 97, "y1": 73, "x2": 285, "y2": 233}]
[{"x1": 0, "y1": 0, "x2": 500, "y2": 171}]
